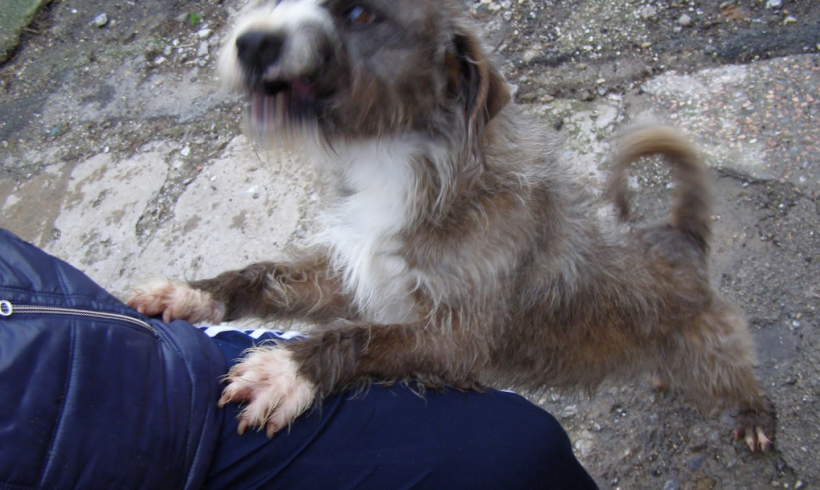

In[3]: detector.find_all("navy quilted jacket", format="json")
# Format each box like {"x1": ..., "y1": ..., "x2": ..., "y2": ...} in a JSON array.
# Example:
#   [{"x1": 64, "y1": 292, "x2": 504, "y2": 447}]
[{"x1": 0, "y1": 229, "x2": 226, "y2": 490}]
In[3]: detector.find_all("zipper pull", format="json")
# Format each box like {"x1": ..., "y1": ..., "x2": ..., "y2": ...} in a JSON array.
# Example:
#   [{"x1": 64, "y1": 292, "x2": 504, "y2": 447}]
[{"x1": 0, "y1": 300, "x2": 11, "y2": 316}]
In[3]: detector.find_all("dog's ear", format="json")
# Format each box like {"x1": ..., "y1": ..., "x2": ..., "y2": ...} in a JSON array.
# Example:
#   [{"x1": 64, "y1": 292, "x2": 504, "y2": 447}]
[{"x1": 447, "y1": 29, "x2": 511, "y2": 129}]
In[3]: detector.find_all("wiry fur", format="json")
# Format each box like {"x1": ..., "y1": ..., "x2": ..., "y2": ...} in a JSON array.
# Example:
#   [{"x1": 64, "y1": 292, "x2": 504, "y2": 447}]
[{"x1": 128, "y1": 0, "x2": 774, "y2": 450}]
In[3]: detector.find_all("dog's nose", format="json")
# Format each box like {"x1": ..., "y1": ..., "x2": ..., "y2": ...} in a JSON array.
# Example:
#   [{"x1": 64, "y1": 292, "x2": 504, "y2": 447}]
[{"x1": 236, "y1": 31, "x2": 285, "y2": 72}]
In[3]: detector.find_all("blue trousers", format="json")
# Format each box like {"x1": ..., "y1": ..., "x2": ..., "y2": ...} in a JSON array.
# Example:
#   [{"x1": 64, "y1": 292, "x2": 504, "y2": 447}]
[{"x1": 204, "y1": 329, "x2": 599, "y2": 490}]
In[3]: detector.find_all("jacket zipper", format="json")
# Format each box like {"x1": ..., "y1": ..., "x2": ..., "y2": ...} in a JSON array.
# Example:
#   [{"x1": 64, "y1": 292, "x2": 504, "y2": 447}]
[{"x1": 0, "y1": 300, "x2": 156, "y2": 335}]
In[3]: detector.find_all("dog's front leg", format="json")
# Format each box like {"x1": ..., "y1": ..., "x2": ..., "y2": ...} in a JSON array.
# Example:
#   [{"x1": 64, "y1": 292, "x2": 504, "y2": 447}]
[
  {"x1": 220, "y1": 321, "x2": 484, "y2": 436},
  {"x1": 127, "y1": 253, "x2": 356, "y2": 324}
]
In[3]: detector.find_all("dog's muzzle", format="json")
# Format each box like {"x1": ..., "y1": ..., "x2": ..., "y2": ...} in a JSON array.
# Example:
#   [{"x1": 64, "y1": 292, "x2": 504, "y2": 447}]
[
  {"x1": 228, "y1": 2, "x2": 338, "y2": 95},
  {"x1": 236, "y1": 31, "x2": 287, "y2": 91},
  {"x1": 218, "y1": 1, "x2": 343, "y2": 137}
]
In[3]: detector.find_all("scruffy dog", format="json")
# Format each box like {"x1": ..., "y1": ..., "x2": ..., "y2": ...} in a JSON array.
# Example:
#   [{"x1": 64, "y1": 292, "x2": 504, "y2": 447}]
[{"x1": 128, "y1": 0, "x2": 774, "y2": 450}]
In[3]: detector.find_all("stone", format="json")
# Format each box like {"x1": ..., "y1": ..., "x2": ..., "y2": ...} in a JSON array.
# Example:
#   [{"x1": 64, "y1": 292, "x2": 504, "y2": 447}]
[
  {"x1": 640, "y1": 5, "x2": 657, "y2": 20},
  {"x1": 93, "y1": 13, "x2": 108, "y2": 27}
]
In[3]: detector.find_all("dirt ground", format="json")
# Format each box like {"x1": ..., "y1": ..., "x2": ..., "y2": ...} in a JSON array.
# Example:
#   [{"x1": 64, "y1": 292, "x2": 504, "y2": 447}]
[{"x1": 1, "y1": 0, "x2": 818, "y2": 488}]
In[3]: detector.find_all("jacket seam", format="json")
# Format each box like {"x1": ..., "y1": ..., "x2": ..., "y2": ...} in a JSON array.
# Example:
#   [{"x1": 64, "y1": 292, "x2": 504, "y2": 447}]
[
  {"x1": 183, "y1": 337, "x2": 222, "y2": 490},
  {"x1": 152, "y1": 324, "x2": 199, "y2": 487},
  {"x1": 37, "y1": 318, "x2": 76, "y2": 488},
  {"x1": 53, "y1": 258, "x2": 75, "y2": 308},
  {"x1": 37, "y1": 261, "x2": 78, "y2": 487}
]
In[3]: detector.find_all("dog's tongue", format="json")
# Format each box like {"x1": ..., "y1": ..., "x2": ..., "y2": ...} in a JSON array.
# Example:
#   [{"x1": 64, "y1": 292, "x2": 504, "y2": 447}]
[{"x1": 290, "y1": 79, "x2": 315, "y2": 100}]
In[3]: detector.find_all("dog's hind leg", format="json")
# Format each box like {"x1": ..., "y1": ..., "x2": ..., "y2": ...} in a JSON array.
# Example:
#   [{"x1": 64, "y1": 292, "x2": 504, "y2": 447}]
[
  {"x1": 667, "y1": 295, "x2": 775, "y2": 451},
  {"x1": 219, "y1": 314, "x2": 488, "y2": 436}
]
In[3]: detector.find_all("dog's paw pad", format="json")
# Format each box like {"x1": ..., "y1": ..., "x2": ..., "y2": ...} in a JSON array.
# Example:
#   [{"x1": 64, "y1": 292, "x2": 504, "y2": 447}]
[
  {"x1": 221, "y1": 347, "x2": 316, "y2": 437},
  {"x1": 127, "y1": 278, "x2": 224, "y2": 324}
]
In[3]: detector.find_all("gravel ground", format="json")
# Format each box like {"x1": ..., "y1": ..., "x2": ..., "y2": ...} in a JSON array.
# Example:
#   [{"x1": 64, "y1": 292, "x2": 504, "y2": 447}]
[{"x1": 1, "y1": 0, "x2": 819, "y2": 488}]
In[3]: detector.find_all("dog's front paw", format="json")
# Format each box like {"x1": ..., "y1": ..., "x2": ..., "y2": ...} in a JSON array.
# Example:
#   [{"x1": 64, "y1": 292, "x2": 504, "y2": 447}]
[
  {"x1": 219, "y1": 346, "x2": 317, "y2": 438},
  {"x1": 127, "y1": 278, "x2": 225, "y2": 324}
]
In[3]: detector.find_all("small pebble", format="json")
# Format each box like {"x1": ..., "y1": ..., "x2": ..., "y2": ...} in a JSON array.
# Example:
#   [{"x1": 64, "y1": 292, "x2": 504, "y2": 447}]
[
  {"x1": 663, "y1": 480, "x2": 681, "y2": 490},
  {"x1": 640, "y1": 5, "x2": 657, "y2": 20},
  {"x1": 197, "y1": 41, "x2": 210, "y2": 57},
  {"x1": 783, "y1": 15, "x2": 797, "y2": 24},
  {"x1": 561, "y1": 405, "x2": 578, "y2": 418},
  {"x1": 522, "y1": 48, "x2": 541, "y2": 64},
  {"x1": 766, "y1": 0, "x2": 782, "y2": 8},
  {"x1": 197, "y1": 29, "x2": 213, "y2": 39},
  {"x1": 678, "y1": 13, "x2": 692, "y2": 26},
  {"x1": 686, "y1": 454, "x2": 706, "y2": 471},
  {"x1": 93, "y1": 13, "x2": 108, "y2": 27},
  {"x1": 181, "y1": 146, "x2": 191, "y2": 157}
]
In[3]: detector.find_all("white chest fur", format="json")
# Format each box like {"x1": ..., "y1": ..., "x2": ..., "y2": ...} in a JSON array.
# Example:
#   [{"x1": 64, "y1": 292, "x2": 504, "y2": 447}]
[{"x1": 311, "y1": 139, "x2": 422, "y2": 324}]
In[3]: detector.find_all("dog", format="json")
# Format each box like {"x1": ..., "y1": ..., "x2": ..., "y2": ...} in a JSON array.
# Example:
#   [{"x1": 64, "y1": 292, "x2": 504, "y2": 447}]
[{"x1": 128, "y1": 0, "x2": 774, "y2": 450}]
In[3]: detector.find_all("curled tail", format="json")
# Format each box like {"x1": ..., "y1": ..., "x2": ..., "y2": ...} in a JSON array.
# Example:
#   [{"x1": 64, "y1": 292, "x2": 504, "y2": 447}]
[{"x1": 606, "y1": 126, "x2": 712, "y2": 250}]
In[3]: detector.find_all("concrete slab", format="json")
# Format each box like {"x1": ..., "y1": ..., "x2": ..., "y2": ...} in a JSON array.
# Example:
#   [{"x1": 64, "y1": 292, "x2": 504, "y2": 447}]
[{"x1": 27, "y1": 137, "x2": 313, "y2": 298}]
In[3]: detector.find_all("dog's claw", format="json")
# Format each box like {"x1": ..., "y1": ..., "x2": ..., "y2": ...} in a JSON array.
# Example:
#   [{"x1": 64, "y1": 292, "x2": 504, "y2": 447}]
[
  {"x1": 221, "y1": 346, "x2": 316, "y2": 438},
  {"x1": 126, "y1": 278, "x2": 225, "y2": 324},
  {"x1": 757, "y1": 427, "x2": 772, "y2": 451},
  {"x1": 745, "y1": 433, "x2": 756, "y2": 452},
  {"x1": 733, "y1": 421, "x2": 773, "y2": 453}
]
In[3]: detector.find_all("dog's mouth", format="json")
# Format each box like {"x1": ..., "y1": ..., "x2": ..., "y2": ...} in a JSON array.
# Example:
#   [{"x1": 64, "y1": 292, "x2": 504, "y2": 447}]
[
  {"x1": 245, "y1": 75, "x2": 328, "y2": 133},
  {"x1": 258, "y1": 77, "x2": 315, "y2": 98}
]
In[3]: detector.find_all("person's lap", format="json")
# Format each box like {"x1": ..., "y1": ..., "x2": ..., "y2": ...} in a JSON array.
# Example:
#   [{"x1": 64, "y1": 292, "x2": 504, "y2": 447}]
[{"x1": 204, "y1": 328, "x2": 598, "y2": 490}]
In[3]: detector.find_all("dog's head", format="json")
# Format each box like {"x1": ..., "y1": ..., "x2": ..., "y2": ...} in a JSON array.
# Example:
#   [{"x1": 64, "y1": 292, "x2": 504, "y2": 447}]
[{"x1": 219, "y1": 0, "x2": 510, "y2": 146}]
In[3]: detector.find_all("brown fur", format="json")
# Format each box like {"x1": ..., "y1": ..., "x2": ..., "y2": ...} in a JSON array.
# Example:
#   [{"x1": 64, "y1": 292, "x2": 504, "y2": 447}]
[{"x1": 129, "y1": 0, "x2": 773, "y2": 450}]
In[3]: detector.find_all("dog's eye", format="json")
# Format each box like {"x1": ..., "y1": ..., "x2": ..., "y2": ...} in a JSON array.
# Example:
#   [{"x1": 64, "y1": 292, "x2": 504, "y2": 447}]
[{"x1": 344, "y1": 5, "x2": 377, "y2": 26}]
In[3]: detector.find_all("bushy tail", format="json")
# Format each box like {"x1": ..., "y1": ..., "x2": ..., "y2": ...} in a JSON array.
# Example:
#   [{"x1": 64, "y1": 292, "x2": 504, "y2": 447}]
[{"x1": 606, "y1": 126, "x2": 712, "y2": 250}]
